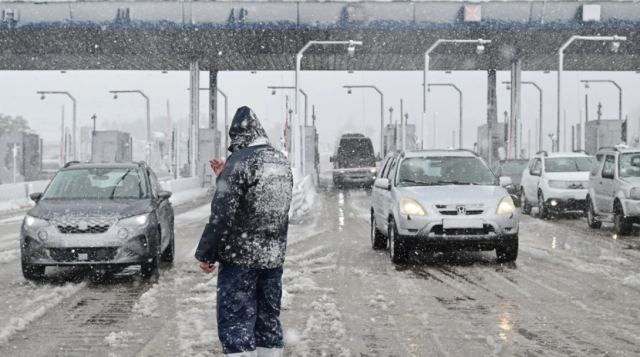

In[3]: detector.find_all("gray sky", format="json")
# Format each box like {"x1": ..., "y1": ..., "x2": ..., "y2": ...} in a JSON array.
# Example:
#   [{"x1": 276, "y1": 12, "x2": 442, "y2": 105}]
[{"x1": 1, "y1": 70, "x2": 637, "y2": 156}]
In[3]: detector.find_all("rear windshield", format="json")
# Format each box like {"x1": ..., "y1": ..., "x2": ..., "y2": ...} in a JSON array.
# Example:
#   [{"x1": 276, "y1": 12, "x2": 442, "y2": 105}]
[
  {"x1": 43, "y1": 167, "x2": 148, "y2": 200},
  {"x1": 337, "y1": 138, "x2": 375, "y2": 168},
  {"x1": 545, "y1": 157, "x2": 593, "y2": 173}
]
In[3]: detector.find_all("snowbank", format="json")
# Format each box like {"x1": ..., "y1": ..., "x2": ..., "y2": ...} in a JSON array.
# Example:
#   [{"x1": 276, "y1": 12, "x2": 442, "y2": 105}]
[{"x1": 289, "y1": 174, "x2": 316, "y2": 219}]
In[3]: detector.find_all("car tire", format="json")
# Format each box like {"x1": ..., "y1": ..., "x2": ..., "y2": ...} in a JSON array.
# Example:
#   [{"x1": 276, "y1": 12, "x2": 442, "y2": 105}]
[
  {"x1": 586, "y1": 197, "x2": 602, "y2": 229},
  {"x1": 496, "y1": 237, "x2": 518, "y2": 263},
  {"x1": 520, "y1": 189, "x2": 531, "y2": 215},
  {"x1": 160, "y1": 222, "x2": 175, "y2": 263},
  {"x1": 537, "y1": 191, "x2": 548, "y2": 219},
  {"x1": 388, "y1": 219, "x2": 407, "y2": 264},
  {"x1": 141, "y1": 240, "x2": 160, "y2": 279},
  {"x1": 370, "y1": 214, "x2": 387, "y2": 250},
  {"x1": 21, "y1": 260, "x2": 45, "y2": 281},
  {"x1": 614, "y1": 201, "x2": 633, "y2": 236}
]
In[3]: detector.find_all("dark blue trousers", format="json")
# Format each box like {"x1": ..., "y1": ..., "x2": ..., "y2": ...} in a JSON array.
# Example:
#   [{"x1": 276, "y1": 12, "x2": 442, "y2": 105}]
[{"x1": 217, "y1": 263, "x2": 284, "y2": 354}]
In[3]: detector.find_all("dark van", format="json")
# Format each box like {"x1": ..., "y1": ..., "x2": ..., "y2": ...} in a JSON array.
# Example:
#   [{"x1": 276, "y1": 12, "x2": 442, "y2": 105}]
[{"x1": 330, "y1": 133, "x2": 377, "y2": 188}]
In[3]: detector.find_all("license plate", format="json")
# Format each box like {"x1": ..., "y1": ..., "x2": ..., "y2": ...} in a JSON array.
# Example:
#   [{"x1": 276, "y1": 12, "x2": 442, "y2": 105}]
[
  {"x1": 78, "y1": 253, "x2": 88, "y2": 261},
  {"x1": 442, "y1": 219, "x2": 483, "y2": 229}
]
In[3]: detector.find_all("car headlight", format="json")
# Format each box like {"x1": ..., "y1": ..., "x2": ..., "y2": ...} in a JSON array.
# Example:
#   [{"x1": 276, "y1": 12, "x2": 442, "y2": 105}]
[
  {"x1": 548, "y1": 180, "x2": 567, "y2": 189},
  {"x1": 629, "y1": 187, "x2": 640, "y2": 200},
  {"x1": 118, "y1": 213, "x2": 150, "y2": 228},
  {"x1": 24, "y1": 215, "x2": 49, "y2": 229},
  {"x1": 496, "y1": 196, "x2": 515, "y2": 215},
  {"x1": 370, "y1": 168, "x2": 377, "y2": 174},
  {"x1": 400, "y1": 198, "x2": 426, "y2": 216}
]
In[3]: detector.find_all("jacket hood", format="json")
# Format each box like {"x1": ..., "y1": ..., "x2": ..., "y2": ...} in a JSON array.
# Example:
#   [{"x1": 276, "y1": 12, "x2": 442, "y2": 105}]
[{"x1": 228, "y1": 106, "x2": 269, "y2": 153}]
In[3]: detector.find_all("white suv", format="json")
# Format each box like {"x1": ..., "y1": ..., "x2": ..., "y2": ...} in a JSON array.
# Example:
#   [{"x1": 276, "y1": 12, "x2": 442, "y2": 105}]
[
  {"x1": 586, "y1": 147, "x2": 640, "y2": 235},
  {"x1": 520, "y1": 151, "x2": 593, "y2": 218}
]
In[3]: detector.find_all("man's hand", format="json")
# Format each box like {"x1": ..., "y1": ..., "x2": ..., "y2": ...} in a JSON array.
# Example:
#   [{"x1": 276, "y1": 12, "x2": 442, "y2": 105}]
[
  {"x1": 209, "y1": 159, "x2": 225, "y2": 177},
  {"x1": 199, "y1": 261, "x2": 216, "y2": 274}
]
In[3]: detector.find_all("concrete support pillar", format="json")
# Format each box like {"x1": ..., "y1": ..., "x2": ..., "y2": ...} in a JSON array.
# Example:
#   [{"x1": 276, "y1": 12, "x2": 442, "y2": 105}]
[
  {"x1": 509, "y1": 59, "x2": 522, "y2": 159},
  {"x1": 209, "y1": 69, "x2": 221, "y2": 159},
  {"x1": 189, "y1": 61, "x2": 200, "y2": 178},
  {"x1": 486, "y1": 69, "x2": 498, "y2": 166}
]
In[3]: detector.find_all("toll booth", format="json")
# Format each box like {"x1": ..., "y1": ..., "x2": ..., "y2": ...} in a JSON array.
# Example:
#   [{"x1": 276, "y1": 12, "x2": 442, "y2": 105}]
[
  {"x1": 198, "y1": 128, "x2": 221, "y2": 186},
  {"x1": 477, "y1": 122, "x2": 507, "y2": 165},
  {"x1": 0, "y1": 131, "x2": 42, "y2": 183},
  {"x1": 91, "y1": 130, "x2": 132, "y2": 163},
  {"x1": 585, "y1": 120, "x2": 623, "y2": 155},
  {"x1": 383, "y1": 123, "x2": 416, "y2": 155}
]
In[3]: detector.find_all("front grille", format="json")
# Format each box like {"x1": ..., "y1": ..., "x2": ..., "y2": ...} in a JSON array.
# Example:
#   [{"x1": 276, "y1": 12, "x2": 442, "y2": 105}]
[
  {"x1": 435, "y1": 204, "x2": 484, "y2": 216},
  {"x1": 49, "y1": 247, "x2": 118, "y2": 262},
  {"x1": 54, "y1": 216, "x2": 116, "y2": 234},
  {"x1": 430, "y1": 224, "x2": 495, "y2": 236}
]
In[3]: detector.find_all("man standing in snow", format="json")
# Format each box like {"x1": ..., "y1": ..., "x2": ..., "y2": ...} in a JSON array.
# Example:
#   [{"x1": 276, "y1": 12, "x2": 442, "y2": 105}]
[{"x1": 195, "y1": 106, "x2": 293, "y2": 357}]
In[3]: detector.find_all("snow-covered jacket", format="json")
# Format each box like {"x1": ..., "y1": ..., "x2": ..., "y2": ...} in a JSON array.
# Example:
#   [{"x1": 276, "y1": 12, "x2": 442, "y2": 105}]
[{"x1": 195, "y1": 106, "x2": 293, "y2": 269}]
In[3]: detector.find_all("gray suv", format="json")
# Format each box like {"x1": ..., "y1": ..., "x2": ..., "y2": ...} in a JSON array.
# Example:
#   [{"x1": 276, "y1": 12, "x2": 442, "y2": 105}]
[{"x1": 370, "y1": 150, "x2": 519, "y2": 263}]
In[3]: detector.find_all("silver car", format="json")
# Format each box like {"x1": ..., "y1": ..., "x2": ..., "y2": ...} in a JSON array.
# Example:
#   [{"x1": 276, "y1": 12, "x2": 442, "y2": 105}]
[{"x1": 370, "y1": 150, "x2": 519, "y2": 263}]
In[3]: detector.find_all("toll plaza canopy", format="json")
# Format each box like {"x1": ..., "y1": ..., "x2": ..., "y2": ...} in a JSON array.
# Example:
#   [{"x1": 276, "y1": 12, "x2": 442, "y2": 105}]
[{"x1": 0, "y1": 0, "x2": 639, "y2": 71}]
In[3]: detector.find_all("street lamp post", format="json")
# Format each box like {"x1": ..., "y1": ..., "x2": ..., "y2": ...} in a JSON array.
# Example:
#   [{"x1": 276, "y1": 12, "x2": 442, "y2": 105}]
[
  {"x1": 503, "y1": 81, "x2": 543, "y2": 151},
  {"x1": 423, "y1": 39, "x2": 491, "y2": 143},
  {"x1": 296, "y1": 40, "x2": 363, "y2": 176},
  {"x1": 557, "y1": 35, "x2": 626, "y2": 151},
  {"x1": 268, "y1": 86, "x2": 309, "y2": 126},
  {"x1": 37, "y1": 91, "x2": 77, "y2": 161},
  {"x1": 428, "y1": 83, "x2": 463, "y2": 148},
  {"x1": 343, "y1": 85, "x2": 384, "y2": 157},
  {"x1": 109, "y1": 90, "x2": 151, "y2": 162},
  {"x1": 580, "y1": 79, "x2": 623, "y2": 121}
]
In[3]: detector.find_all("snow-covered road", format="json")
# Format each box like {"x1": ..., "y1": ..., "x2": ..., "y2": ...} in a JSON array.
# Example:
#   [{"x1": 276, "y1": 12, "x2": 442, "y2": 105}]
[{"x1": 1, "y1": 189, "x2": 640, "y2": 356}]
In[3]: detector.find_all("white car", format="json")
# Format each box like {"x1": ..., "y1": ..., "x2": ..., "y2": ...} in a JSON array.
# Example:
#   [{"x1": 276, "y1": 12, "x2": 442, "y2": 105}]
[
  {"x1": 371, "y1": 149, "x2": 519, "y2": 263},
  {"x1": 586, "y1": 147, "x2": 640, "y2": 235},
  {"x1": 520, "y1": 151, "x2": 594, "y2": 218}
]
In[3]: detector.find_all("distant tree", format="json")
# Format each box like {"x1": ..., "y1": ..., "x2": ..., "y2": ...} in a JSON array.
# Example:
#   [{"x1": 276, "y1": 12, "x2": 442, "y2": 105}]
[{"x1": 0, "y1": 114, "x2": 31, "y2": 135}]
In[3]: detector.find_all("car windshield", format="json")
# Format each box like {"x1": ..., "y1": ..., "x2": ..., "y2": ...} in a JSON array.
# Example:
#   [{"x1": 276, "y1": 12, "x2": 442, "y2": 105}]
[
  {"x1": 500, "y1": 160, "x2": 528, "y2": 175},
  {"x1": 619, "y1": 153, "x2": 640, "y2": 177},
  {"x1": 42, "y1": 167, "x2": 148, "y2": 199},
  {"x1": 545, "y1": 157, "x2": 593, "y2": 173},
  {"x1": 397, "y1": 156, "x2": 498, "y2": 186}
]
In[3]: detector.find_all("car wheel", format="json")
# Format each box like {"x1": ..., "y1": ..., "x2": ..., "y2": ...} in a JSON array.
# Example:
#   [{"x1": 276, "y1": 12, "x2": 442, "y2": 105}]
[
  {"x1": 496, "y1": 237, "x2": 518, "y2": 263},
  {"x1": 21, "y1": 259, "x2": 45, "y2": 281},
  {"x1": 537, "y1": 191, "x2": 548, "y2": 219},
  {"x1": 614, "y1": 201, "x2": 633, "y2": 236},
  {"x1": 160, "y1": 221, "x2": 175, "y2": 263},
  {"x1": 586, "y1": 198, "x2": 602, "y2": 229},
  {"x1": 370, "y1": 214, "x2": 387, "y2": 250},
  {"x1": 388, "y1": 219, "x2": 407, "y2": 264},
  {"x1": 520, "y1": 189, "x2": 531, "y2": 215},
  {"x1": 141, "y1": 239, "x2": 160, "y2": 279}
]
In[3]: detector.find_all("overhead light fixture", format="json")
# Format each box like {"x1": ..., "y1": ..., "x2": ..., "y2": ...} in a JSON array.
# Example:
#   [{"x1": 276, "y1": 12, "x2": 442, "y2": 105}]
[
  {"x1": 271, "y1": 90, "x2": 276, "y2": 95},
  {"x1": 347, "y1": 89, "x2": 352, "y2": 94},
  {"x1": 476, "y1": 44, "x2": 485, "y2": 55},
  {"x1": 611, "y1": 41, "x2": 621, "y2": 53},
  {"x1": 113, "y1": 94, "x2": 118, "y2": 99},
  {"x1": 40, "y1": 94, "x2": 45, "y2": 100}
]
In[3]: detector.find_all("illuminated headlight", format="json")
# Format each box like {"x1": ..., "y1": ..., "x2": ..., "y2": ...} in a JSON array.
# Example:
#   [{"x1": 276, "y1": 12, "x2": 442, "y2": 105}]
[
  {"x1": 496, "y1": 196, "x2": 516, "y2": 215},
  {"x1": 629, "y1": 187, "x2": 640, "y2": 200},
  {"x1": 370, "y1": 168, "x2": 377, "y2": 174},
  {"x1": 118, "y1": 214, "x2": 149, "y2": 228},
  {"x1": 24, "y1": 215, "x2": 49, "y2": 229},
  {"x1": 400, "y1": 198, "x2": 426, "y2": 216},
  {"x1": 548, "y1": 180, "x2": 567, "y2": 189}
]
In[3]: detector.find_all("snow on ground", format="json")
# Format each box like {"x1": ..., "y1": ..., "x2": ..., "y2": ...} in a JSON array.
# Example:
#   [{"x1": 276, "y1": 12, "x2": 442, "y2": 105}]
[
  {"x1": 0, "y1": 282, "x2": 85, "y2": 344},
  {"x1": 0, "y1": 248, "x2": 19, "y2": 264},
  {"x1": 170, "y1": 187, "x2": 211, "y2": 207}
]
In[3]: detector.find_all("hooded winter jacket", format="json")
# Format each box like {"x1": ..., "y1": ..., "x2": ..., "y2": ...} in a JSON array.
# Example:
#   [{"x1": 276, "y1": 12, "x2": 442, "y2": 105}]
[{"x1": 195, "y1": 106, "x2": 293, "y2": 269}]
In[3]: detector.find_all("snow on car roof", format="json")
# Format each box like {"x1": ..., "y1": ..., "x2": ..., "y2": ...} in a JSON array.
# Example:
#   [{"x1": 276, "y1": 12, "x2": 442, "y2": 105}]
[{"x1": 403, "y1": 149, "x2": 477, "y2": 158}]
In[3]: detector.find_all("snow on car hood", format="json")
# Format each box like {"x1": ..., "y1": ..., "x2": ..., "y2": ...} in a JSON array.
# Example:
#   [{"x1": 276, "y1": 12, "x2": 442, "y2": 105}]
[
  {"x1": 544, "y1": 172, "x2": 589, "y2": 181},
  {"x1": 29, "y1": 199, "x2": 152, "y2": 221},
  {"x1": 397, "y1": 185, "x2": 508, "y2": 206}
]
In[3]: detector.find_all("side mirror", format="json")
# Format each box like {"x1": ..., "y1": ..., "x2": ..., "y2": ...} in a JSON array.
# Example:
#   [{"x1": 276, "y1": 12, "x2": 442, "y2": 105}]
[
  {"x1": 29, "y1": 192, "x2": 43, "y2": 203},
  {"x1": 374, "y1": 178, "x2": 391, "y2": 190},
  {"x1": 499, "y1": 176, "x2": 513, "y2": 188},
  {"x1": 376, "y1": 153, "x2": 382, "y2": 161},
  {"x1": 329, "y1": 156, "x2": 334, "y2": 163},
  {"x1": 158, "y1": 191, "x2": 172, "y2": 201},
  {"x1": 530, "y1": 168, "x2": 541, "y2": 177}
]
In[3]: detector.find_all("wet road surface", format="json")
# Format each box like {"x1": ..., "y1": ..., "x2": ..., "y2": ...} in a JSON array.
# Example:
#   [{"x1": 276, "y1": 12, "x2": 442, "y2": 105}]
[{"x1": 1, "y1": 189, "x2": 640, "y2": 356}]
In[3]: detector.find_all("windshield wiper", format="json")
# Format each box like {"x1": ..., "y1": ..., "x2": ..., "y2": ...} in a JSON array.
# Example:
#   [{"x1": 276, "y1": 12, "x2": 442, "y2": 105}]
[
  {"x1": 109, "y1": 169, "x2": 132, "y2": 199},
  {"x1": 400, "y1": 179, "x2": 432, "y2": 186},
  {"x1": 432, "y1": 180, "x2": 476, "y2": 185}
]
